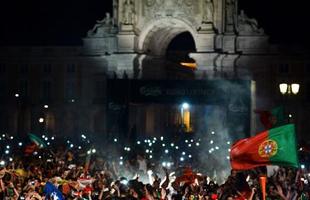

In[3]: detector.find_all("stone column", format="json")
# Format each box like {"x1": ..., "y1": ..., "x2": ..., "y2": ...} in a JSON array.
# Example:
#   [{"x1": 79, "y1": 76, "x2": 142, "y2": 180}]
[
  {"x1": 215, "y1": 0, "x2": 224, "y2": 33},
  {"x1": 222, "y1": 34, "x2": 236, "y2": 53},
  {"x1": 225, "y1": 0, "x2": 237, "y2": 33},
  {"x1": 113, "y1": 0, "x2": 119, "y2": 25},
  {"x1": 133, "y1": 54, "x2": 146, "y2": 79},
  {"x1": 195, "y1": 33, "x2": 216, "y2": 52},
  {"x1": 190, "y1": 52, "x2": 219, "y2": 79},
  {"x1": 107, "y1": 53, "x2": 137, "y2": 79},
  {"x1": 221, "y1": 53, "x2": 240, "y2": 78}
]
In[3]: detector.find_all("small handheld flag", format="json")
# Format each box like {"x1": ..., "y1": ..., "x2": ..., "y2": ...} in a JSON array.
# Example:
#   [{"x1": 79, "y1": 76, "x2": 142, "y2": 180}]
[{"x1": 28, "y1": 133, "x2": 47, "y2": 148}]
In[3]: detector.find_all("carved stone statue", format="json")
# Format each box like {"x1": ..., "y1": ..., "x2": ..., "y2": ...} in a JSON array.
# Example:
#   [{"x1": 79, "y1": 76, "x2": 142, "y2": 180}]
[
  {"x1": 226, "y1": 0, "x2": 235, "y2": 25},
  {"x1": 203, "y1": 0, "x2": 214, "y2": 23},
  {"x1": 87, "y1": 12, "x2": 116, "y2": 37},
  {"x1": 237, "y1": 10, "x2": 264, "y2": 35},
  {"x1": 97, "y1": 12, "x2": 113, "y2": 26},
  {"x1": 113, "y1": 0, "x2": 118, "y2": 23},
  {"x1": 122, "y1": 0, "x2": 135, "y2": 25}
]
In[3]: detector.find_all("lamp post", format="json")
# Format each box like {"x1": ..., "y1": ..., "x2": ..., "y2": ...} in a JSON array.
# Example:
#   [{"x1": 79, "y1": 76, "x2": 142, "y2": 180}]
[
  {"x1": 279, "y1": 83, "x2": 300, "y2": 123},
  {"x1": 279, "y1": 83, "x2": 300, "y2": 95}
]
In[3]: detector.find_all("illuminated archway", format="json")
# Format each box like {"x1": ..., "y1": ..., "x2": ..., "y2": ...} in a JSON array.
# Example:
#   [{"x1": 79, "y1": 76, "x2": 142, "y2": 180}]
[{"x1": 137, "y1": 18, "x2": 198, "y2": 56}]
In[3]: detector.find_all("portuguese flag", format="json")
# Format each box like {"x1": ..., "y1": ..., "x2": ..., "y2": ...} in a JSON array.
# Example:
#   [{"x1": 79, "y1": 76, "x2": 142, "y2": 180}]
[
  {"x1": 28, "y1": 133, "x2": 47, "y2": 148},
  {"x1": 230, "y1": 124, "x2": 299, "y2": 170}
]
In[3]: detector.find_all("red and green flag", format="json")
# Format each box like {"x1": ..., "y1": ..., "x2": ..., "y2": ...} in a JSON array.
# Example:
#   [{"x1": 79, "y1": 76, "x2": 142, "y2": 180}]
[
  {"x1": 230, "y1": 124, "x2": 299, "y2": 170},
  {"x1": 28, "y1": 133, "x2": 47, "y2": 148},
  {"x1": 24, "y1": 134, "x2": 47, "y2": 155},
  {"x1": 24, "y1": 142, "x2": 38, "y2": 155},
  {"x1": 255, "y1": 106, "x2": 285, "y2": 130}
]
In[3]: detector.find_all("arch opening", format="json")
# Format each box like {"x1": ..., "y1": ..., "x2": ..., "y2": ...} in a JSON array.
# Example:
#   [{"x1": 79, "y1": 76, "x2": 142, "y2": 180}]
[
  {"x1": 166, "y1": 31, "x2": 196, "y2": 67},
  {"x1": 141, "y1": 29, "x2": 197, "y2": 79}
]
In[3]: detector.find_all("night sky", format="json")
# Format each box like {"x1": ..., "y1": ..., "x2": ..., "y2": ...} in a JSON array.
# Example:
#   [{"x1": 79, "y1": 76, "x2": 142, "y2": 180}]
[{"x1": 0, "y1": 0, "x2": 309, "y2": 46}]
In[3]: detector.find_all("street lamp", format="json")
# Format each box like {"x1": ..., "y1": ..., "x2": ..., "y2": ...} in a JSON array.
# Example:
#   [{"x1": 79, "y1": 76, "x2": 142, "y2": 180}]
[
  {"x1": 291, "y1": 84, "x2": 300, "y2": 95},
  {"x1": 182, "y1": 102, "x2": 190, "y2": 110},
  {"x1": 279, "y1": 83, "x2": 300, "y2": 123},
  {"x1": 279, "y1": 83, "x2": 300, "y2": 95}
]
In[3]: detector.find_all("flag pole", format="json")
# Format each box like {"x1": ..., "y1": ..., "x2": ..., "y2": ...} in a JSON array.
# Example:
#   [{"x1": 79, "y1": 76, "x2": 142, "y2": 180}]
[
  {"x1": 84, "y1": 151, "x2": 91, "y2": 178},
  {"x1": 259, "y1": 175, "x2": 267, "y2": 200}
]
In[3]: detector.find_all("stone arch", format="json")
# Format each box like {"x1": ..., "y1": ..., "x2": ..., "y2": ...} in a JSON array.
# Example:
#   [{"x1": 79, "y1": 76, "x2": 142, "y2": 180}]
[{"x1": 137, "y1": 18, "x2": 198, "y2": 56}]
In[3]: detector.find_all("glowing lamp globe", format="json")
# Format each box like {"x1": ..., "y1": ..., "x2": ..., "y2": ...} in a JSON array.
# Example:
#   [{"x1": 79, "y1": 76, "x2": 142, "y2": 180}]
[
  {"x1": 279, "y1": 83, "x2": 288, "y2": 94},
  {"x1": 291, "y1": 83, "x2": 300, "y2": 94},
  {"x1": 182, "y1": 102, "x2": 190, "y2": 110}
]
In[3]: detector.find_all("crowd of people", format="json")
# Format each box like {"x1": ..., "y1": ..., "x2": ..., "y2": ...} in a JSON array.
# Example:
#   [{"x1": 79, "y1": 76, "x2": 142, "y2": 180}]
[{"x1": 0, "y1": 136, "x2": 310, "y2": 200}]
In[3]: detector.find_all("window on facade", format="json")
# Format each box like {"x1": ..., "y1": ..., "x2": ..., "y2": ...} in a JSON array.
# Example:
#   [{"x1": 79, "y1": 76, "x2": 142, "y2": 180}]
[
  {"x1": 43, "y1": 64, "x2": 52, "y2": 74},
  {"x1": 67, "y1": 64, "x2": 76, "y2": 73},
  {"x1": 42, "y1": 81, "x2": 51, "y2": 101},
  {"x1": 19, "y1": 80, "x2": 28, "y2": 97},
  {"x1": 20, "y1": 64, "x2": 29, "y2": 74},
  {"x1": 65, "y1": 80, "x2": 76, "y2": 100},
  {"x1": 279, "y1": 64, "x2": 289, "y2": 74}
]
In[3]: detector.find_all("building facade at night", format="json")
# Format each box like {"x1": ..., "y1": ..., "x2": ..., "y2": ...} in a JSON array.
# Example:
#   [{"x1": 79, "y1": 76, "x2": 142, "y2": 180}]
[{"x1": 0, "y1": 0, "x2": 309, "y2": 141}]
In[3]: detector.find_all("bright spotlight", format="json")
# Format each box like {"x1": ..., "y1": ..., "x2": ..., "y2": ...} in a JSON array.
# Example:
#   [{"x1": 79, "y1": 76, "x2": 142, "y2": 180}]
[{"x1": 182, "y1": 102, "x2": 190, "y2": 110}]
